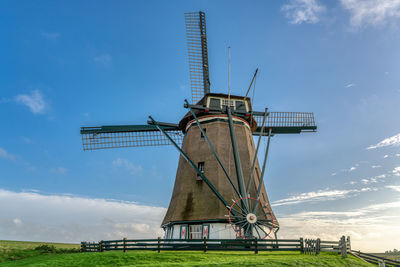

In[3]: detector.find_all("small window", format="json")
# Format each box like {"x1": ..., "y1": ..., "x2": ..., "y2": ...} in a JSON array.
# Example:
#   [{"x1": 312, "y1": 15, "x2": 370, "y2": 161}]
[
  {"x1": 209, "y1": 98, "x2": 221, "y2": 109},
  {"x1": 201, "y1": 128, "x2": 206, "y2": 139},
  {"x1": 222, "y1": 99, "x2": 234, "y2": 108},
  {"x1": 235, "y1": 100, "x2": 246, "y2": 112},
  {"x1": 189, "y1": 225, "x2": 202, "y2": 239},
  {"x1": 197, "y1": 162, "x2": 205, "y2": 180}
]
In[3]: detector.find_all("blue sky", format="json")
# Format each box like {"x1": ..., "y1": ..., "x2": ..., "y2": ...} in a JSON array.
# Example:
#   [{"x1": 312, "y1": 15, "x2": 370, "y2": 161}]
[{"x1": 1, "y1": 0, "x2": 400, "y2": 252}]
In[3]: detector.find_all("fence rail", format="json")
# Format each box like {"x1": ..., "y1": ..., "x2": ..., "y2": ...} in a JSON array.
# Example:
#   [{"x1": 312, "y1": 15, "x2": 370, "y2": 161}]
[
  {"x1": 81, "y1": 236, "x2": 351, "y2": 258},
  {"x1": 350, "y1": 250, "x2": 400, "y2": 267}
]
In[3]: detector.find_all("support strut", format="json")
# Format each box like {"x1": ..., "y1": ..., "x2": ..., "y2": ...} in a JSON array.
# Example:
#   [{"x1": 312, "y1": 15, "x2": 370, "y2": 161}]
[
  {"x1": 185, "y1": 99, "x2": 242, "y2": 199},
  {"x1": 246, "y1": 108, "x2": 268, "y2": 194},
  {"x1": 149, "y1": 116, "x2": 236, "y2": 216},
  {"x1": 226, "y1": 107, "x2": 249, "y2": 212}
]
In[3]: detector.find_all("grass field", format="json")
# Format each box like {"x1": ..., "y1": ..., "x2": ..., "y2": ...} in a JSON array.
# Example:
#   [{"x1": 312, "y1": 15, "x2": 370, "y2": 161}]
[{"x1": 0, "y1": 240, "x2": 374, "y2": 266}]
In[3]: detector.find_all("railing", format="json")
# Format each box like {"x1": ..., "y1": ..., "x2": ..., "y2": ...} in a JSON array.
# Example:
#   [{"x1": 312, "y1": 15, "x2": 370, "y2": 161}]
[
  {"x1": 81, "y1": 236, "x2": 350, "y2": 258},
  {"x1": 81, "y1": 238, "x2": 302, "y2": 254},
  {"x1": 350, "y1": 250, "x2": 400, "y2": 267},
  {"x1": 303, "y1": 236, "x2": 350, "y2": 257}
]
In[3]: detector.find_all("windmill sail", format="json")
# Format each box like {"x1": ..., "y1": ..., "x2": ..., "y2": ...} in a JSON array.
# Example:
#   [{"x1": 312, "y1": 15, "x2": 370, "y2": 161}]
[
  {"x1": 81, "y1": 125, "x2": 183, "y2": 150},
  {"x1": 185, "y1": 11, "x2": 210, "y2": 104},
  {"x1": 253, "y1": 111, "x2": 316, "y2": 135}
]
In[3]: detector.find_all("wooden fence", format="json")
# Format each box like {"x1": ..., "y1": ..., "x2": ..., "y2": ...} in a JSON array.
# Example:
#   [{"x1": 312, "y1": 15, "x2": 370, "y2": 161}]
[
  {"x1": 81, "y1": 236, "x2": 351, "y2": 258},
  {"x1": 350, "y1": 250, "x2": 400, "y2": 267}
]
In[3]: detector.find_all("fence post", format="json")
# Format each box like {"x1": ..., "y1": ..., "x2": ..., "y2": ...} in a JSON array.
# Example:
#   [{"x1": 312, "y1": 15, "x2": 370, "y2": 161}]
[
  {"x1": 158, "y1": 237, "x2": 161, "y2": 253},
  {"x1": 300, "y1": 238, "x2": 304, "y2": 254},
  {"x1": 254, "y1": 237, "x2": 258, "y2": 254},
  {"x1": 340, "y1": 236, "x2": 347, "y2": 258},
  {"x1": 81, "y1": 242, "x2": 86, "y2": 252},
  {"x1": 203, "y1": 237, "x2": 207, "y2": 253},
  {"x1": 346, "y1": 236, "x2": 351, "y2": 251},
  {"x1": 316, "y1": 238, "x2": 320, "y2": 255},
  {"x1": 123, "y1": 237, "x2": 127, "y2": 253}
]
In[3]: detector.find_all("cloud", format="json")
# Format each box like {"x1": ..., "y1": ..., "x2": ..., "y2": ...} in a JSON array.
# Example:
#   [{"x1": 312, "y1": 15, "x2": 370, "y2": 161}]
[
  {"x1": 277, "y1": 199, "x2": 400, "y2": 252},
  {"x1": 384, "y1": 154, "x2": 389, "y2": 158},
  {"x1": 15, "y1": 90, "x2": 47, "y2": 114},
  {"x1": 0, "y1": 189, "x2": 166, "y2": 242},
  {"x1": 386, "y1": 185, "x2": 400, "y2": 192},
  {"x1": 41, "y1": 31, "x2": 60, "y2": 40},
  {"x1": 0, "y1": 147, "x2": 16, "y2": 161},
  {"x1": 272, "y1": 187, "x2": 374, "y2": 206},
  {"x1": 112, "y1": 158, "x2": 142, "y2": 175},
  {"x1": 392, "y1": 166, "x2": 400, "y2": 176},
  {"x1": 367, "y1": 133, "x2": 400, "y2": 149},
  {"x1": 49, "y1": 167, "x2": 68, "y2": 175},
  {"x1": 371, "y1": 165, "x2": 381, "y2": 168},
  {"x1": 349, "y1": 166, "x2": 357, "y2": 172},
  {"x1": 281, "y1": 0, "x2": 326, "y2": 24},
  {"x1": 340, "y1": 0, "x2": 400, "y2": 28},
  {"x1": 345, "y1": 83, "x2": 355, "y2": 88},
  {"x1": 93, "y1": 53, "x2": 112, "y2": 66}
]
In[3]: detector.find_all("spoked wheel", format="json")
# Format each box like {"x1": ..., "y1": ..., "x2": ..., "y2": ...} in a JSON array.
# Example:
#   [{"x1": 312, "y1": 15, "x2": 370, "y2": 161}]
[{"x1": 228, "y1": 197, "x2": 274, "y2": 239}]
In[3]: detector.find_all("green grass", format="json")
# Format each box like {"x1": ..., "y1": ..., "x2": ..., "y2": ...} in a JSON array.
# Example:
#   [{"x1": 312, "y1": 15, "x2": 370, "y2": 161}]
[
  {"x1": 0, "y1": 240, "x2": 80, "y2": 263},
  {"x1": 0, "y1": 241, "x2": 374, "y2": 267}
]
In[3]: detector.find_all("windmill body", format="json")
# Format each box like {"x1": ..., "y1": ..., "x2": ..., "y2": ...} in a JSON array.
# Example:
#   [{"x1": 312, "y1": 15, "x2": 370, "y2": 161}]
[{"x1": 80, "y1": 12, "x2": 317, "y2": 240}]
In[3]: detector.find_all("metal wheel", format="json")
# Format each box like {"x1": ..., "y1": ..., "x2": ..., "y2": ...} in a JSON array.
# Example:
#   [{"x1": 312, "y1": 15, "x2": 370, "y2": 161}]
[{"x1": 228, "y1": 197, "x2": 274, "y2": 239}]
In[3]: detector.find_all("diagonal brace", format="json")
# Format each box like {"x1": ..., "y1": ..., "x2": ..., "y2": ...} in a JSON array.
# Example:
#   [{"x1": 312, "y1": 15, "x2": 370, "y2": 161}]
[
  {"x1": 252, "y1": 128, "x2": 273, "y2": 214},
  {"x1": 149, "y1": 116, "x2": 235, "y2": 215},
  {"x1": 185, "y1": 99, "x2": 242, "y2": 199},
  {"x1": 246, "y1": 108, "x2": 268, "y2": 195},
  {"x1": 226, "y1": 107, "x2": 249, "y2": 212}
]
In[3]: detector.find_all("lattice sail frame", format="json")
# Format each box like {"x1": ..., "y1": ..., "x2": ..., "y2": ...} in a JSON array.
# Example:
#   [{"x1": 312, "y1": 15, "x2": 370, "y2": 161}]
[
  {"x1": 253, "y1": 112, "x2": 316, "y2": 134},
  {"x1": 81, "y1": 127, "x2": 183, "y2": 151},
  {"x1": 185, "y1": 11, "x2": 210, "y2": 104}
]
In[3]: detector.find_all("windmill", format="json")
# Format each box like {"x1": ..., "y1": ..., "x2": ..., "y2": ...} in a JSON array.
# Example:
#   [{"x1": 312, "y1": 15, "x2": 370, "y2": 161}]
[{"x1": 80, "y1": 11, "x2": 317, "y2": 240}]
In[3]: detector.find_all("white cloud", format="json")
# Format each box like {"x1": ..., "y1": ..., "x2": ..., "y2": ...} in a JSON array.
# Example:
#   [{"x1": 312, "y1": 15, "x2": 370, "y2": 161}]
[
  {"x1": 395, "y1": 153, "x2": 400, "y2": 157},
  {"x1": 367, "y1": 133, "x2": 400, "y2": 149},
  {"x1": 371, "y1": 165, "x2": 381, "y2": 168},
  {"x1": 349, "y1": 166, "x2": 357, "y2": 171},
  {"x1": 386, "y1": 185, "x2": 400, "y2": 192},
  {"x1": 93, "y1": 53, "x2": 112, "y2": 66},
  {"x1": 392, "y1": 166, "x2": 400, "y2": 176},
  {"x1": 361, "y1": 179, "x2": 369, "y2": 184},
  {"x1": 0, "y1": 189, "x2": 166, "y2": 242},
  {"x1": 341, "y1": 0, "x2": 400, "y2": 28},
  {"x1": 281, "y1": 0, "x2": 326, "y2": 24},
  {"x1": 0, "y1": 147, "x2": 15, "y2": 161},
  {"x1": 112, "y1": 158, "x2": 142, "y2": 175},
  {"x1": 272, "y1": 187, "x2": 374, "y2": 206},
  {"x1": 345, "y1": 83, "x2": 355, "y2": 88},
  {"x1": 13, "y1": 218, "x2": 22, "y2": 226},
  {"x1": 331, "y1": 172, "x2": 337, "y2": 176},
  {"x1": 384, "y1": 154, "x2": 389, "y2": 158},
  {"x1": 278, "y1": 199, "x2": 400, "y2": 252},
  {"x1": 50, "y1": 167, "x2": 68, "y2": 175},
  {"x1": 41, "y1": 31, "x2": 60, "y2": 40},
  {"x1": 15, "y1": 90, "x2": 47, "y2": 114}
]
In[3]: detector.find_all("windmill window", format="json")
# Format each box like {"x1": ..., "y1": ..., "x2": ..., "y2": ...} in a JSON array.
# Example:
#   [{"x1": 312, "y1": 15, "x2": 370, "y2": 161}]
[
  {"x1": 200, "y1": 128, "x2": 206, "y2": 139},
  {"x1": 197, "y1": 162, "x2": 205, "y2": 180},
  {"x1": 235, "y1": 100, "x2": 246, "y2": 112},
  {"x1": 222, "y1": 99, "x2": 234, "y2": 108},
  {"x1": 189, "y1": 225, "x2": 202, "y2": 239},
  {"x1": 209, "y1": 98, "x2": 221, "y2": 109}
]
